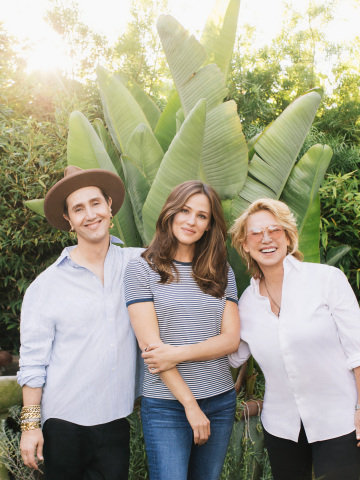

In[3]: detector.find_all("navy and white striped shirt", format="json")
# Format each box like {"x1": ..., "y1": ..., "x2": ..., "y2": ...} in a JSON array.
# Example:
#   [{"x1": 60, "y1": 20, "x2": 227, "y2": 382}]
[{"x1": 125, "y1": 257, "x2": 238, "y2": 400}]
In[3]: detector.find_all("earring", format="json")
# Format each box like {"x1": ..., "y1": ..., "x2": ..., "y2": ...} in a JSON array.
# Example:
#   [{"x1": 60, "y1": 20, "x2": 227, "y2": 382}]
[
  {"x1": 109, "y1": 215, "x2": 114, "y2": 229},
  {"x1": 69, "y1": 226, "x2": 77, "y2": 241}
]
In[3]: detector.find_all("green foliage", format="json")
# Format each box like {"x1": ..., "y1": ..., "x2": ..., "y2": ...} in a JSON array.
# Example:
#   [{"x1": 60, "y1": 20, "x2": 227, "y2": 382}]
[
  {"x1": 128, "y1": 408, "x2": 148, "y2": 479},
  {"x1": 300, "y1": 127, "x2": 360, "y2": 174},
  {"x1": 0, "y1": 25, "x2": 103, "y2": 352},
  {"x1": 0, "y1": 115, "x2": 68, "y2": 352},
  {"x1": 45, "y1": 0, "x2": 112, "y2": 82},
  {"x1": 114, "y1": 0, "x2": 172, "y2": 104},
  {"x1": 30, "y1": 1, "x2": 329, "y2": 298},
  {"x1": 319, "y1": 171, "x2": 360, "y2": 300}
]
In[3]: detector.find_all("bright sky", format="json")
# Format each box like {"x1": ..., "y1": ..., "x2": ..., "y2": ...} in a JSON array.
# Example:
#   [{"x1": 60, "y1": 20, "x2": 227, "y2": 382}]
[{"x1": 1, "y1": 0, "x2": 359, "y2": 73}]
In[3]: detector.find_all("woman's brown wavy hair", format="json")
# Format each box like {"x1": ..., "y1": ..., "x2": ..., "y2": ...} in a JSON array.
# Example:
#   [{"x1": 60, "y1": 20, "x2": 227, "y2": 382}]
[{"x1": 142, "y1": 181, "x2": 229, "y2": 298}]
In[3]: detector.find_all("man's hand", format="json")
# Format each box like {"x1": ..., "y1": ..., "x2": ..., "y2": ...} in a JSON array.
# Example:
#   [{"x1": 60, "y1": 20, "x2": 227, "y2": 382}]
[
  {"x1": 184, "y1": 401, "x2": 211, "y2": 445},
  {"x1": 142, "y1": 343, "x2": 181, "y2": 373},
  {"x1": 20, "y1": 429, "x2": 44, "y2": 469}
]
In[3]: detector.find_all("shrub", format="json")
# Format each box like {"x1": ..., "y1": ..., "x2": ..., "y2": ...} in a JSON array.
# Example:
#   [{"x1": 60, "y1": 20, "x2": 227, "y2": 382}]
[
  {"x1": 319, "y1": 171, "x2": 360, "y2": 300},
  {"x1": 0, "y1": 87, "x2": 101, "y2": 353},
  {"x1": 300, "y1": 127, "x2": 360, "y2": 175}
]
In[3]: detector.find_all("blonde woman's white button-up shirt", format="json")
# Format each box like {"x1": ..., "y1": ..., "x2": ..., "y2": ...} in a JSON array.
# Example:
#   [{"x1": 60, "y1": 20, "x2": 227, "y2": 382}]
[{"x1": 229, "y1": 255, "x2": 360, "y2": 443}]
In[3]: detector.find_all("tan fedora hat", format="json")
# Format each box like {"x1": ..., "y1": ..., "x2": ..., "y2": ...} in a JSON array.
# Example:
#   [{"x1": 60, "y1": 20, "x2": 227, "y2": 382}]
[{"x1": 44, "y1": 166, "x2": 125, "y2": 231}]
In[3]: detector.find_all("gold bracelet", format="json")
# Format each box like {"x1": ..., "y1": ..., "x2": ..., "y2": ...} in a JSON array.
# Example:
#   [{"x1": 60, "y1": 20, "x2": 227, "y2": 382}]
[
  {"x1": 21, "y1": 405, "x2": 41, "y2": 420},
  {"x1": 21, "y1": 411, "x2": 41, "y2": 420},
  {"x1": 21, "y1": 405, "x2": 41, "y2": 412},
  {"x1": 21, "y1": 421, "x2": 41, "y2": 432}
]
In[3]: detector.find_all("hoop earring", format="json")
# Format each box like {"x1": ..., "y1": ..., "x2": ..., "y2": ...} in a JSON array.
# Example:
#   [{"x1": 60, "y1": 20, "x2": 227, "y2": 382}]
[
  {"x1": 109, "y1": 215, "x2": 114, "y2": 229},
  {"x1": 69, "y1": 226, "x2": 77, "y2": 241}
]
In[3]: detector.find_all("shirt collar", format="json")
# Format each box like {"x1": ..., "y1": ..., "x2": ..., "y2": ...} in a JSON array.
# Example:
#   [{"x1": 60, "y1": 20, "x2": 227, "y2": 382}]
[
  {"x1": 55, "y1": 235, "x2": 124, "y2": 267},
  {"x1": 283, "y1": 254, "x2": 301, "y2": 271},
  {"x1": 250, "y1": 254, "x2": 302, "y2": 292}
]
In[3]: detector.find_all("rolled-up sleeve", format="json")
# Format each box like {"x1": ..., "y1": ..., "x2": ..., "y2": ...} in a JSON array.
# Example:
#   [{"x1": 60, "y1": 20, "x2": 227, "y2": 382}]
[
  {"x1": 328, "y1": 268, "x2": 360, "y2": 370},
  {"x1": 17, "y1": 281, "x2": 55, "y2": 388},
  {"x1": 228, "y1": 340, "x2": 251, "y2": 367}
]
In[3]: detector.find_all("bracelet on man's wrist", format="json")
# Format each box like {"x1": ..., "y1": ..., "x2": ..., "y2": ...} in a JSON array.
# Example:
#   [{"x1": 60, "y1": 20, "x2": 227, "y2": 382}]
[
  {"x1": 355, "y1": 404, "x2": 360, "y2": 410},
  {"x1": 20, "y1": 420, "x2": 41, "y2": 432}
]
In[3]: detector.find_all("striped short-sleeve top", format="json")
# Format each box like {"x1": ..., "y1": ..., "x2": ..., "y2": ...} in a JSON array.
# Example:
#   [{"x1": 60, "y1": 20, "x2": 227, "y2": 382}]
[{"x1": 124, "y1": 257, "x2": 238, "y2": 400}]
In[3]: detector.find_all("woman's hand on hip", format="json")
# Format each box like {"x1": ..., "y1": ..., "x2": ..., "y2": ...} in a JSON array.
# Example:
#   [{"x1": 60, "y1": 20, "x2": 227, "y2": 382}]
[
  {"x1": 142, "y1": 343, "x2": 180, "y2": 373},
  {"x1": 355, "y1": 410, "x2": 360, "y2": 446},
  {"x1": 184, "y1": 401, "x2": 210, "y2": 445}
]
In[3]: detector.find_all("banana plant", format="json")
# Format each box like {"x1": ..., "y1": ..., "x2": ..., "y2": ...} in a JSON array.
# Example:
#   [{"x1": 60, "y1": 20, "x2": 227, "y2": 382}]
[{"x1": 25, "y1": 0, "x2": 335, "y2": 292}]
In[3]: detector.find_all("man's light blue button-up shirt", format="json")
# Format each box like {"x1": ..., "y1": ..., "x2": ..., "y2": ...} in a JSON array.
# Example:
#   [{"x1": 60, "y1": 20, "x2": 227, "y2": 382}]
[{"x1": 17, "y1": 238, "x2": 143, "y2": 426}]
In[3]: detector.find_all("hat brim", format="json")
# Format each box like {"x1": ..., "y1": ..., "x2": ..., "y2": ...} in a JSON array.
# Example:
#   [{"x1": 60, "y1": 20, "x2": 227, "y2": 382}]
[{"x1": 44, "y1": 169, "x2": 125, "y2": 231}]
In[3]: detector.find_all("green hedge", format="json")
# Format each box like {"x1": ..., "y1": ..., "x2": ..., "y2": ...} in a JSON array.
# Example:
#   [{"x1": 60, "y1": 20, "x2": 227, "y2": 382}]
[
  {"x1": 0, "y1": 87, "x2": 101, "y2": 353},
  {"x1": 320, "y1": 171, "x2": 360, "y2": 299}
]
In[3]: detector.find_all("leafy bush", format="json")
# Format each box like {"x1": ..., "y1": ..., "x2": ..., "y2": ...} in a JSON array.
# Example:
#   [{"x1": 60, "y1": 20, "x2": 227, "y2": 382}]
[
  {"x1": 319, "y1": 171, "x2": 360, "y2": 300},
  {"x1": 0, "y1": 85, "x2": 101, "y2": 353},
  {"x1": 300, "y1": 127, "x2": 360, "y2": 175}
]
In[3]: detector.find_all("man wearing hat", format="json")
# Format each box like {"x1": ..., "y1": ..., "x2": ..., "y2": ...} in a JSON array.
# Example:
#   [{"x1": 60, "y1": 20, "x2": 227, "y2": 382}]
[{"x1": 17, "y1": 166, "x2": 143, "y2": 480}]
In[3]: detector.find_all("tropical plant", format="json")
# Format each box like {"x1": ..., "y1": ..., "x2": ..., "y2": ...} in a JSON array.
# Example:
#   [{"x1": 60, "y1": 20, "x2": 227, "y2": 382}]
[{"x1": 26, "y1": 0, "x2": 332, "y2": 273}]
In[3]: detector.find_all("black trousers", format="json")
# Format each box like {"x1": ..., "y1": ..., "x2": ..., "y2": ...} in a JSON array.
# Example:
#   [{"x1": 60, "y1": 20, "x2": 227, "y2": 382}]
[
  {"x1": 263, "y1": 423, "x2": 360, "y2": 480},
  {"x1": 42, "y1": 417, "x2": 130, "y2": 480}
]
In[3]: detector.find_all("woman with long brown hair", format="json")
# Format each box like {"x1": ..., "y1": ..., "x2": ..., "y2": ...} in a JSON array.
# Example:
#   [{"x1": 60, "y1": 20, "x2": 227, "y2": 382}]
[{"x1": 124, "y1": 181, "x2": 240, "y2": 480}]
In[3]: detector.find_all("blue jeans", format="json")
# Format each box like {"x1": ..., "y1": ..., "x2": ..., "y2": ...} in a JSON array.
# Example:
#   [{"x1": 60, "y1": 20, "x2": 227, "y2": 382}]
[{"x1": 141, "y1": 388, "x2": 236, "y2": 480}]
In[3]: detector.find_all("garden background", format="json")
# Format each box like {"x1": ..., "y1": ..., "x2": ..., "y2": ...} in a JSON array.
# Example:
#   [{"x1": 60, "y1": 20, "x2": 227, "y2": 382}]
[{"x1": 2, "y1": 0, "x2": 360, "y2": 352}]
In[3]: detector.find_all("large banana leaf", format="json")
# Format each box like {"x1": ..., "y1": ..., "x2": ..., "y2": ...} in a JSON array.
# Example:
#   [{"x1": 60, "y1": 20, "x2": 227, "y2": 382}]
[
  {"x1": 202, "y1": 100, "x2": 248, "y2": 199},
  {"x1": 282, "y1": 144, "x2": 332, "y2": 263},
  {"x1": 122, "y1": 124, "x2": 164, "y2": 241},
  {"x1": 200, "y1": 0, "x2": 241, "y2": 80},
  {"x1": 176, "y1": 108, "x2": 185, "y2": 132},
  {"x1": 97, "y1": 66, "x2": 151, "y2": 154},
  {"x1": 67, "y1": 111, "x2": 140, "y2": 247},
  {"x1": 231, "y1": 90, "x2": 322, "y2": 221},
  {"x1": 230, "y1": 177, "x2": 276, "y2": 224},
  {"x1": 154, "y1": 91, "x2": 181, "y2": 152},
  {"x1": 67, "y1": 111, "x2": 118, "y2": 174},
  {"x1": 125, "y1": 123, "x2": 164, "y2": 183},
  {"x1": 325, "y1": 245, "x2": 351, "y2": 266},
  {"x1": 93, "y1": 118, "x2": 124, "y2": 180},
  {"x1": 24, "y1": 198, "x2": 45, "y2": 217},
  {"x1": 280, "y1": 144, "x2": 333, "y2": 234},
  {"x1": 142, "y1": 99, "x2": 207, "y2": 244},
  {"x1": 116, "y1": 73, "x2": 161, "y2": 131},
  {"x1": 226, "y1": 239, "x2": 250, "y2": 296},
  {"x1": 248, "y1": 91, "x2": 322, "y2": 195},
  {"x1": 298, "y1": 194, "x2": 321, "y2": 263},
  {"x1": 157, "y1": 15, "x2": 227, "y2": 117},
  {"x1": 121, "y1": 155, "x2": 149, "y2": 243}
]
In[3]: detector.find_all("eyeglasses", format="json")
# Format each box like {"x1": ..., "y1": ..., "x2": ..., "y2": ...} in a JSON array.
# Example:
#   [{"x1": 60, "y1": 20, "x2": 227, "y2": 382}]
[{"x1": 246, "y1": 225, "x2": 286, "y2": 242}]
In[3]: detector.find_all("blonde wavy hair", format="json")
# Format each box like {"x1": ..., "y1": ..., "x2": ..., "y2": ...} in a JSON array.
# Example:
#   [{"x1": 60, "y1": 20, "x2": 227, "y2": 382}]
[{"x1": 229, "y1": 198, "x2": 303, "y2": 279}]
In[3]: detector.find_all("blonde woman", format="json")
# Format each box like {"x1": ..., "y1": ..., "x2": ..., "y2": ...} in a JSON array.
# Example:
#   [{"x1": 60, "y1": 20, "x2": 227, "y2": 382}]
[{"x1": 229, "y1": 198, "x2": 360, "y2": 480}]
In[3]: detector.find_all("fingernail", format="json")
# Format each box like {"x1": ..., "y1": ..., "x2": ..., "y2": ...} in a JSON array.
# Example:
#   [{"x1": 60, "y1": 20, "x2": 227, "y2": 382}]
[{"x1": 144, "y1": 348, "x2": 148, "y2": 351}]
